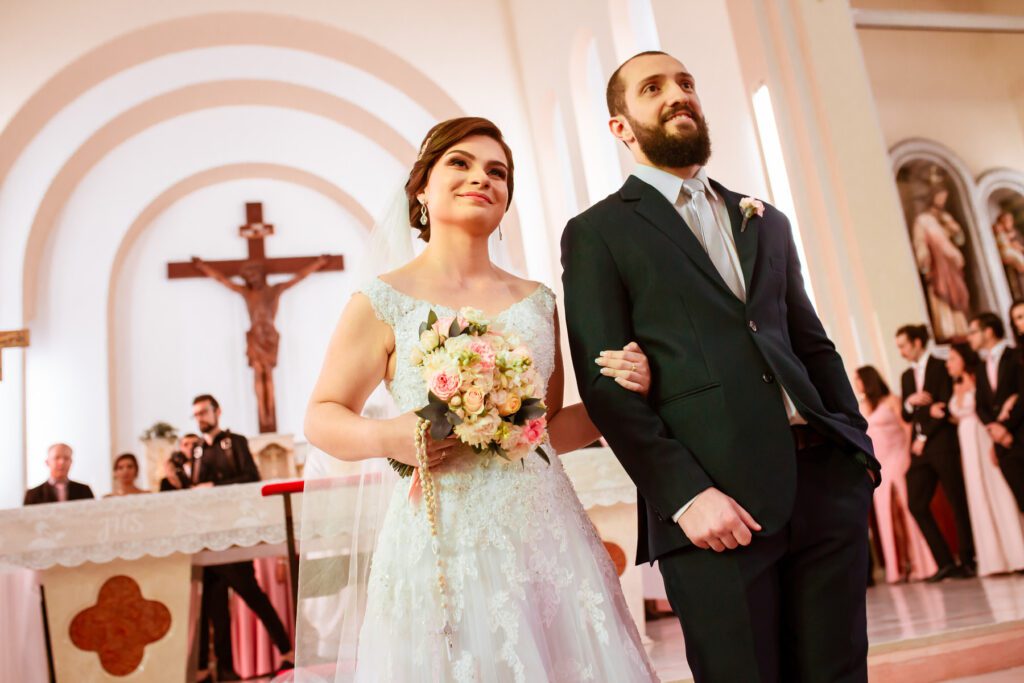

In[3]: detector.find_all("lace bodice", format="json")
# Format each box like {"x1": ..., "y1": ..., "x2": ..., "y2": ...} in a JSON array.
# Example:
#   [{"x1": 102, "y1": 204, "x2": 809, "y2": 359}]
[
  {"x1": 360, "y1": 277, "x2": 557, "y2": 414},
  {"x1": 351, "y1": 278, "x2": 657, "y2": 682}
]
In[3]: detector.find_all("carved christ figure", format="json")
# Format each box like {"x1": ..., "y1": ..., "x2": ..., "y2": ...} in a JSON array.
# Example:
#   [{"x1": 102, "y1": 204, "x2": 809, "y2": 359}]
[{"x1": 191, "y1": 255, "x2": 330, "y2": 433}]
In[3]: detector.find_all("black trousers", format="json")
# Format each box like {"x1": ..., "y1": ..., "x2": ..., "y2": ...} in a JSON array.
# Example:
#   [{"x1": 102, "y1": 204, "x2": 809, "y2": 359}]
[
  {"x1": 906, "y1": 445, "x2": 975, "y2": 568},
  {"x1": 996, "y1": 448, "x2": 1024, "y2": 513},
  {"x1": 197, "y1": 561, "x2": 291, "y2": 673},
  {"x1": 658, "y1": 441, "x2": 873, "y2": 683}
]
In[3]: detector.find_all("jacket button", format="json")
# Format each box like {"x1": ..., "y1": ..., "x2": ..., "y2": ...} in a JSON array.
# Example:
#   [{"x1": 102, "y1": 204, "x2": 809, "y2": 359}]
[
  {"x1": 762, "y1": 372, "x2": 775, "y2": 384},
  {"x1": 749, "y1": 320, "x2": 758, "y2": 332}
]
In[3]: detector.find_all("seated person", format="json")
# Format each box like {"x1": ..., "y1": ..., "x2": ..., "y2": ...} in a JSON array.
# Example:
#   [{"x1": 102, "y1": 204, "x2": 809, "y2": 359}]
[
  {"x1": 105, "y1": 453, "x2": 149, "y2": 497},
  {"x1": 24, "y1": 443, "x2": 94, "y2": 505}
]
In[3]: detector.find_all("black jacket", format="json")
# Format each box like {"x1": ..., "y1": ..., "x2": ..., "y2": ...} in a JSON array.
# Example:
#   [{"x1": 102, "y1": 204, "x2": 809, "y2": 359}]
[
  {"x1": 24, "y1": 480, "x2": 94, "y2": 505},
  {"x1": 193, "y1": 430, "x2": 261, "y2": 486},
  {"x1": 974, "y1": 345, "x2": 1024, "y2": 454},
  {"x1": 900, "y1": 354, "x2": 959, "y2": 456},
  {"x1": 561, "y1": 175, "x2": 876, "y2": 563}
]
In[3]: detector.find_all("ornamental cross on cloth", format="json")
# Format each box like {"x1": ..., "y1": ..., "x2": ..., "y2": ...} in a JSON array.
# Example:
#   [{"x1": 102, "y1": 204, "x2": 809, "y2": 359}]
[
  {"x1": 167, "y1": 202, "x2": 344, "y2": 433},
  {"x1": 0, "y1": 329, "x2": 29, "y2": 382}
]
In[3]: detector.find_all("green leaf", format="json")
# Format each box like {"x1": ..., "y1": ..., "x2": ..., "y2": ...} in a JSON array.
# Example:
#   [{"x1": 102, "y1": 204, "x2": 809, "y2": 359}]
[
  {"x1": 448, "y1": 319, "x2": 460, "y2": 338},
  {"x1": 535, "y1": 447, "x2": 550, "y2": 465},
  {"x1": 447, "y1": 412, "x2": 463, "y2": 426},
  {"x1": 430, "y1": 419, "x2": 453, "y2": 441},
  {"x1": 427, "y1": 310, "x2": 438, "y2": 327},
  {"x1": 387, "y1": 458, "x2": 415, "y2": 477}
]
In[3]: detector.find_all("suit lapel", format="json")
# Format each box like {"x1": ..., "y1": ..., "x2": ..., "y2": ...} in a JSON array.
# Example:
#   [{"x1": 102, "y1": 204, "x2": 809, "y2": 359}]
[
  {"x1": 712, "y1": 179, "x2": 758, "y2": 291},
  {"x1": 625, "y1": 176, "x2": 736, "y2": 298}
]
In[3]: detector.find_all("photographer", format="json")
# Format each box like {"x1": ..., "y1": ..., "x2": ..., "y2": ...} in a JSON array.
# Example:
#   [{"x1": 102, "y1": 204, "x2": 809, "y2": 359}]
[{"x1": 159, "y1": 433, "x2": 203, "y2": 491}]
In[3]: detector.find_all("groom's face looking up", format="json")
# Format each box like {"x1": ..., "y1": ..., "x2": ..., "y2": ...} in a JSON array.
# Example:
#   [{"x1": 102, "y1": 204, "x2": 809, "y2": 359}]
[{"x1": 606, "y1": 52, "x2": 711, "y2": 174}]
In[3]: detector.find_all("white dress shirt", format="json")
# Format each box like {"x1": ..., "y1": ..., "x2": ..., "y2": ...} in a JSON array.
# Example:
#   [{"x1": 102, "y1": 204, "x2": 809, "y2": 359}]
[
  {"x1": 983, "y1": 339, "x2": 1009, "y2": 391},
  {"x1": 631, "y1": 164, "x2": 806, "y2": 522}
]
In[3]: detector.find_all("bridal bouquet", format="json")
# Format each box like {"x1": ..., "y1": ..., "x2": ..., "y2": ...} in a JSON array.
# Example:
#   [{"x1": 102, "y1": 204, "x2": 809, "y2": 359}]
[{"x1": 388, "y1": 307, "x2": 550, "y2": 477}]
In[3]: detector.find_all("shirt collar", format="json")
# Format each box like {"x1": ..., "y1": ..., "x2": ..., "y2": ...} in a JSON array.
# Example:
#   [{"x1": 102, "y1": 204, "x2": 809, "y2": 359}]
[
  {"x1": 914, "y1": 344, "x2": 933, "y2": 370},
  {"x1": 986, "y1": 339, "x2": 1009, "y2": 362},
  {"x1": 631, "y1": 164, "x2": 717, "y2": 204},
  {"x1": 48, "y1": 477, "x2": 68, "y2": 487}
]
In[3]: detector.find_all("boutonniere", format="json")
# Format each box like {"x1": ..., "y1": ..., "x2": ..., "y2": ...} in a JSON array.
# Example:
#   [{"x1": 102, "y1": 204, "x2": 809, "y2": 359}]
[{"x1": 739, "y1": 197, "x2": 765, "y2": 232}]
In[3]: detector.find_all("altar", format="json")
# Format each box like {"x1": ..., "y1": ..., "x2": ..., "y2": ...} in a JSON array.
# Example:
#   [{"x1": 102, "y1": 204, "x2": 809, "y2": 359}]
[{"x1": 0, "y1": 446, "x2": 643, "y2": 682}]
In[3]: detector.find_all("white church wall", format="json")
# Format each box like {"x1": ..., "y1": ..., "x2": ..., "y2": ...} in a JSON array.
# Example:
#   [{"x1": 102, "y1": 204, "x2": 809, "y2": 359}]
[
  {"x1": 857, "y1": 27, "x2": 1024, "y2": 177},
  {"x1": 26, "y1": 106, "x2": 404, "y2": 495},
  {"x1": 114, "y1": 179, "x2": 365, "y2": 486}
]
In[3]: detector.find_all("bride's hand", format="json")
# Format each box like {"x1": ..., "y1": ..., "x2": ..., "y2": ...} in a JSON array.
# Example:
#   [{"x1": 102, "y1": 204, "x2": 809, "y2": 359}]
[
  {"x1": 596, "y1": 341, "x2": 652, "y2": 395},
  {"x1": 385, "y1": 412, "x2": 458, "y2": 469}
]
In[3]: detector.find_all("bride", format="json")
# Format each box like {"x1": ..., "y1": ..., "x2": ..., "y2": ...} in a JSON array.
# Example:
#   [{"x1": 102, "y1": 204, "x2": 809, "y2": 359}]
[{"x1": 302, "y1": 116, "x2": 659, "y2": 682}]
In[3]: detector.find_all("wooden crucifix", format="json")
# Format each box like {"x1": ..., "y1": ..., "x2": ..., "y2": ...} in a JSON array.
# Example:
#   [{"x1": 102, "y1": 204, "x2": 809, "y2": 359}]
[
  {"x1": 0, "y1": 329, "x2": 30, "y2": 382},
  {"x1": 168, "y1": 203, "x2": 344, "y2": 433}
]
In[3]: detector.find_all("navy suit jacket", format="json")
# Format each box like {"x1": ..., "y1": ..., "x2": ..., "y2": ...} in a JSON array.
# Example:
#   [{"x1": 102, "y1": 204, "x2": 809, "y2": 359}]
[{"x1": 562, "y1": 175, "x2": 876, "y2": 563}]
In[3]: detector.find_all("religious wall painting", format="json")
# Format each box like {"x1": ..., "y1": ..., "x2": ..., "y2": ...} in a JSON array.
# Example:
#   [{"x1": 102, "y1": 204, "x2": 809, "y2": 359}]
[
  {"x1": 894, "y1": 157, "x2": 995, "y2": 342},
  {"x1": 979, "y1": 170, "x2": 1024, "y2": 303}
]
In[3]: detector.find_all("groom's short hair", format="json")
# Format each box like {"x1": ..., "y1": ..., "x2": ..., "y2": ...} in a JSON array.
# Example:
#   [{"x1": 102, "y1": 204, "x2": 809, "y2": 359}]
[{"x1": 606, "y1": 50, "x2": 669, "y2": 117}]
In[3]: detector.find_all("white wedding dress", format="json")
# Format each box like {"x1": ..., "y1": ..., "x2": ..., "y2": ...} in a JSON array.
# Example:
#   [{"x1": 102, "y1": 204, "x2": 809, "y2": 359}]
[{"x1": 352, "y1": 277, "x2": 658, "y2": 683}]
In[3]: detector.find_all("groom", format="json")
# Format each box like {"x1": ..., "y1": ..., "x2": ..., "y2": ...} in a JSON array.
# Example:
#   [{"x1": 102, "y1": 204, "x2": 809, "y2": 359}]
[{"x1": 562, "y1": 51, "x2": 879, "y2": 682}]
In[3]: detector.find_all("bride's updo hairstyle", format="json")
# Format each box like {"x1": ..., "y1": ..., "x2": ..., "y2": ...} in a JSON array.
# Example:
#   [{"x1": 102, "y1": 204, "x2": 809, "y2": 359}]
[{"x1": 405, "y1": 117, "x2": 515, "y2": 242}]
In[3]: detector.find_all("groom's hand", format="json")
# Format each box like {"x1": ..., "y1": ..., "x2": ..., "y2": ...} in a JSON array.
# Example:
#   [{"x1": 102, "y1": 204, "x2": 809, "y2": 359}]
[{"x1": 678, "y1": 487, "x2": 762, "y2": 552}]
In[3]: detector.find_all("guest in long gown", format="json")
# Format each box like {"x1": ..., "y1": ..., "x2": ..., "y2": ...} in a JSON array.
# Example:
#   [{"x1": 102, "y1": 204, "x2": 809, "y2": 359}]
[
  {"x1": 856, "y1": 366, "x2": 937, "y2": 582},
  {"x1": 104, "y1": 453, "x2": 148, "y2": 497},
  {"x1": 938, "y1": 342, "x2": 1024, "y2": 576}
]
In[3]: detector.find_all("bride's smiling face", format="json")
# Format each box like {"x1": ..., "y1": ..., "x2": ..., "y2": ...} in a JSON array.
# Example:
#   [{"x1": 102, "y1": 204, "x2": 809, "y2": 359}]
[{"x1": 417, "y1": 135, "x2": 510, "y2": 237}]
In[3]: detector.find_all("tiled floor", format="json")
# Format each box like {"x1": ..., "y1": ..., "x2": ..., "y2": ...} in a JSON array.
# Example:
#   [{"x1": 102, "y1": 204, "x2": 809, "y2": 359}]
[{"x1": 648, "y1": 573, "x2": 1024, "y2": 682}]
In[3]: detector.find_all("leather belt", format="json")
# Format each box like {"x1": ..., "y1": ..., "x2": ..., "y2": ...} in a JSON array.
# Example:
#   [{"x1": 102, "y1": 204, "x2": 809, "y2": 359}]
[{"x1": 791, "y1": 424, "x2": 827, "y2": 451}]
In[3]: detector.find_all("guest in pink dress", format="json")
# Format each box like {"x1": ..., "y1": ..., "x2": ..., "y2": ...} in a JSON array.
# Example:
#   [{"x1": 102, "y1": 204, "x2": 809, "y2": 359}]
[
  {"x1": 943, "y1": 341, "x2": 1024, "y2": 575},
  {"x1": 856, "y1": 366, "x2": 938, "y2": 583}
]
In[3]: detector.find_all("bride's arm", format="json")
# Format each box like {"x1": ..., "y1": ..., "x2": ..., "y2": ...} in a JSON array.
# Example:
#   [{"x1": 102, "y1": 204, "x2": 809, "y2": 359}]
[
  {"x1": 546, "y1": 308, "x2": 650, "y2": 454},
  {"x1": 304, "y1": 294, "x2": 444, "y2": 465}
]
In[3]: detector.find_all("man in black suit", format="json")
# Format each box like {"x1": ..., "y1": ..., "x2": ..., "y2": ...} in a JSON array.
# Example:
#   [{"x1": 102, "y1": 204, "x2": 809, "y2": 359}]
[
  {"x1": 190, "y1": 394, "x2": 292, "y2": 681},
  {"x1": 562, "y1": 51, "x2": 879, "y2": 682},
  {"x1": 896, "y1": 324, "x2": 975, "y2": 579},
  {"x1": 24, "y1": 443, "x2": 94, "y2": 505},
  {"x1": 968, "y1": 312, "x2": 1024, "y2": 511}
]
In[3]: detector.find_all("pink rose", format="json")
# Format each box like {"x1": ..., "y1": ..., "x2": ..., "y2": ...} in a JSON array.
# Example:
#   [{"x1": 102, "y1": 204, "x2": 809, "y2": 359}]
[
  {"x1": 462, "y1": 388, "x2": 485, "y2": 415},
  {"x1": 468, "y1": 339, "x2": 496, "y2": 372},
  {"x1": 523, "y1": 417, "x2": 546, "y2": 446},
  {"x1": 428, "y1": 368, "x2": 462, "y2": 401}
]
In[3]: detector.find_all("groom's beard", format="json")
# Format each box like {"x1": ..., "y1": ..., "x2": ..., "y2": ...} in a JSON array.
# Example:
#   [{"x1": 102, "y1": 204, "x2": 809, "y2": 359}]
[{"x1": 629, "y1": 107, "x2": 712, "y2": 169}]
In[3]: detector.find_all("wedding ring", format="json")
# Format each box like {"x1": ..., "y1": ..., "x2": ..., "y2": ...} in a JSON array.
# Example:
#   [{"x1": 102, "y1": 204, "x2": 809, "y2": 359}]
[{"x1": 631, "y1": 362, "x2": 638, "y2": 373}]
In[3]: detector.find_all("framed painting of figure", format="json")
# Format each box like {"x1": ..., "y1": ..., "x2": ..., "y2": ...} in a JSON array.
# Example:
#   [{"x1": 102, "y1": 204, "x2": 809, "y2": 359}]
[
  {"x1": 895, "y1": 160, "x2": 993, "y2": 342},
  {"x1": 979, "y1": 170, "x2": 1024, "y2": 304}
]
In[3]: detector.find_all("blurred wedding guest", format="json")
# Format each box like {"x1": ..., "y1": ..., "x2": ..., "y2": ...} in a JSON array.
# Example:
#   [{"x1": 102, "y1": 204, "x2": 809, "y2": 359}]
[
  {"x1": 969, "y1": 312, "x2": 1024, "y2": 516},
  {"x1": 897, "y1": 324, "x2": 976, "y2": 581},
  {"x1": 105, "y1": 453, "x2": 149, "y2": 497},
  {"x1": 190, "y1": 394, "x2": 291, "y2": 682},
  {"x1": 856, "y1": 366, "x2": 937, "y2": 582},
  {"x1": 941, "y1": 339, "x2": 1024, "y2": 575},
  {"x1": 23, "y1": 443, "x2": 94, "y2": 505},
  {"x1": 159, "y1": 433, "x2": 202, "y2": 491}
]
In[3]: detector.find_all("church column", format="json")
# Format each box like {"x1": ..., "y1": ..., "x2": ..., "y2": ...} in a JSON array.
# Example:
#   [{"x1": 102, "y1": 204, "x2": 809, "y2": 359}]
[
  {"x1": 724, "y1": 0, "x2": 927, "y2": 381},
  {"x1": 0, "y1": 351, "x2": 26, "y2": 506}
]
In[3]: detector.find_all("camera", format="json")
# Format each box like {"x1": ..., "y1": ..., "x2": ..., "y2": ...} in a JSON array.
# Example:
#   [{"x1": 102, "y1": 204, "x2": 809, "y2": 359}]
[{"x1": 168, "y1": 450, "x2": 191, "y2": 488}]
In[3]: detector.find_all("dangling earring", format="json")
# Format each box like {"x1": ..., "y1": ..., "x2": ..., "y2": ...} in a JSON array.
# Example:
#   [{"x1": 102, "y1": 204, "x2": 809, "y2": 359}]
[
  {"x1": 420, "y1": 204, "x2": 428, "y2": 226},
  {"x1": 498, "y1": 224, "x2": 504, "y2": 241}
]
